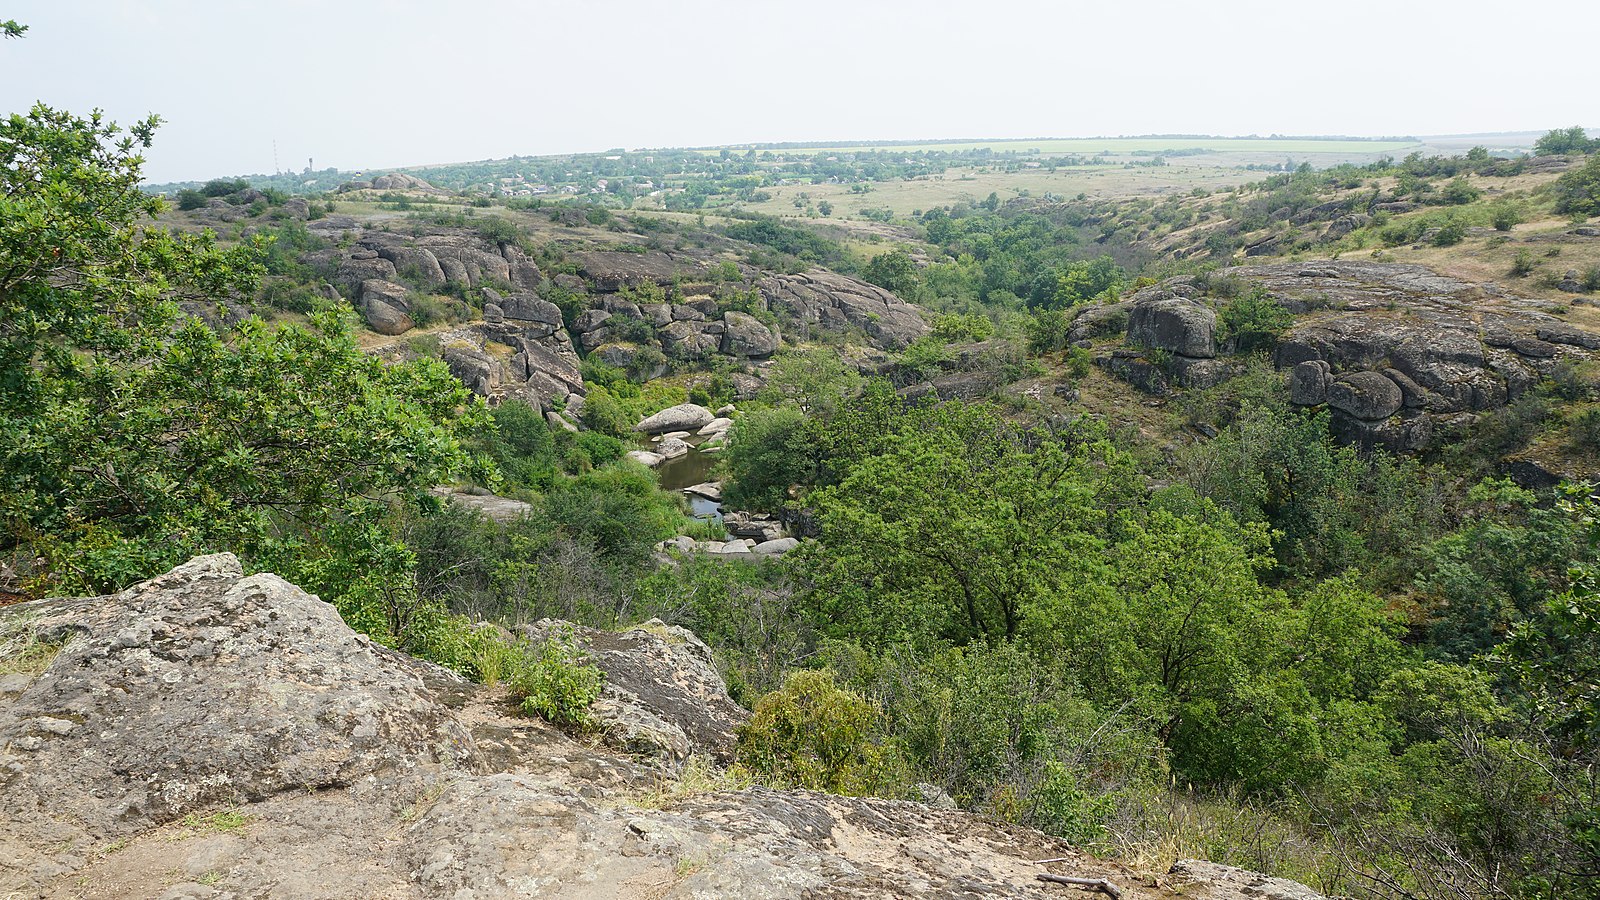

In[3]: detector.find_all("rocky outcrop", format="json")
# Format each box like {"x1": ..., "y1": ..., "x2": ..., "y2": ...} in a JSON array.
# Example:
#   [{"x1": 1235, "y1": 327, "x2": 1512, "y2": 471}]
[
  {"x1": 1094, "y1": 262, "x2": 1600, "y2": 454},
  {"x1": 759, "y1": 269, "x2": 929, "y2": 350},
  {"x1": 527, "y1": 620, "x2": 748, "y2": 764},
  {"x1": 573, "y1": 250, "x2": 700, "y2": 292},
  {"x1": 432, "y1": 488, "x2": 534, "y2": 523},
  {"x1": 0, "y1": 554, "x2": 476, "y2": 884},
  {"x1": 0, "y1": 557, "x2": 1325, "y2": 899},
  {"x1": 366, "y1": 172, "x2": 444, "y2": 193}
]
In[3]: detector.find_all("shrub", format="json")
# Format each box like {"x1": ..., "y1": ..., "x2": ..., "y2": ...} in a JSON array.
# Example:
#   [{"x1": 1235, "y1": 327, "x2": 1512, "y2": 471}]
[
  {"x1": 1491, "y1": 205, "x2": 1522, "y2": 232},
  {"x1": 570, "y1": 431, "x2": 624, "y2": 468},
  {"x1": 1551, "y1": 155, "x2": 1600, "y2": 219},
  {"x1": 930, "y1": 312, "x2": 995, "y2": 343},
  {"x1": 258, "y1": 279, "x2": 319, "y2": 313},
  {"x1": 896, "y1": 336, "x2": 954, "y2": 381},
  {"x1": 1509, "y1": 249, "x2": 1538, "y2": 277},
  {"x1": 176, "y1": 189, "x2": 206, "y2": 210},
  {"x1": 1570, "y1": 408, "x2": 1600, "y2": 450},
  {"x1": 1440, "y1": 178, "x2": 1481, "y2": 205},
  {"x1": 1026, "y1": 309, "x2": 1073, "y2": 355},
  {"x1": 509, "y1": 625, "x2": 603, "y2": 726},
  {"x1": 734, "y1": 670, "x2": 910, "y2": 797},
  {"x1": 201, "y1": 177, "x2": 248, "y2": 197},
  {"x1": 1432, "y1": 219, "x2": 1467, "y2": 247},
  {"x1": 578, "y1": 386, "x2": 631, "y2": 439},
  {"x1": 1218, "y1": 289, "x2": 1293, "y2": 353},
  {"x1": 1065, "y1": 346, "x2": 1093, "y2": 380}
]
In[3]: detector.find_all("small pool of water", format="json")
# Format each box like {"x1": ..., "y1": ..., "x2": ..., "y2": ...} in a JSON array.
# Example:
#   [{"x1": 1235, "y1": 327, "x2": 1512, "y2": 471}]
[{"x1": 652, "y1": 439, "x2": 722, "y2": 520}]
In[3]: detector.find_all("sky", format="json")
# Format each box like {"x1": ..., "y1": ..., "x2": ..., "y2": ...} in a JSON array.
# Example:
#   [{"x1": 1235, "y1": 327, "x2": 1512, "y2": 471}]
[{"x1": 4, "y1": 0, "x2": 1596, "y2": 183}]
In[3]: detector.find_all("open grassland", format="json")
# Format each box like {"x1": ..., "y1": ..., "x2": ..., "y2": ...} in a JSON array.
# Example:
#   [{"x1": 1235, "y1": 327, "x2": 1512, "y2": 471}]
[
  {"x1": 647, "y1": 164, "x2": 1251, "y2": 220},
  {"x1": 689, "y1": 137, "x2": 1422, "y2": 156}
]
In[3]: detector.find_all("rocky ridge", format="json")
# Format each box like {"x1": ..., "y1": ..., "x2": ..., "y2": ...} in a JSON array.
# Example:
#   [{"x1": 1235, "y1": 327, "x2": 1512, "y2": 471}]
[
  {"x1": 1079, "y1": 260, "x2": 1600, "y2": 455},
  {"x1": 294, "y1": 219, "x2": 927, "y2": 412},
  {"x1": 0, "y1": 557, "x2": 1328, "y2": 899}
]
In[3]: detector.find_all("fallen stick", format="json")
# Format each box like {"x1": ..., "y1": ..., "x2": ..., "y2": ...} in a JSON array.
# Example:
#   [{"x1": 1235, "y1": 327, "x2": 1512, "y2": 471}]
[
  {"x1": 1033, "y1": 857, "x2": 1076, "y2": 865},
  {"x1": 1035, "y1": 873, "x2": 1122, "y2": 898}
]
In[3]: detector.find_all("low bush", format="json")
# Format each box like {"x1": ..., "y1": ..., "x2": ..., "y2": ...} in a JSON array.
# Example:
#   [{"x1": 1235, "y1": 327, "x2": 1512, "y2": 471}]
[
  {"x1": 509, "y1": 625, "x2": 604, "y2": 726},
  {"x1": 734, "y1": 669, "x2": 911, "y2": 797}
]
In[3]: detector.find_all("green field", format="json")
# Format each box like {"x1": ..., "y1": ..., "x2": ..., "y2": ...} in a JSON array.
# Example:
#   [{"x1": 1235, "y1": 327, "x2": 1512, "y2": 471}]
[{"x1": 692, "y1": 137, "x2": 1422, "y2": 156}]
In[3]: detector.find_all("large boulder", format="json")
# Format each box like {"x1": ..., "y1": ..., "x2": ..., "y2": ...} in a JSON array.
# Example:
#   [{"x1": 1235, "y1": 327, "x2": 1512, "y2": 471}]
[
  {"x1": 720, "y1": 311, "x2": 780, "y2": 357},
  {"x1": 635, "y1": 403, "x2": 715, "y2": 434},
  {"x1": 758, "y1": 269, "x2": 928, "y2": 350},
  {"x1": 499, "y1": 293, "x2": 564, "y2": 329},
  {"x1": 524, "y1": 619, "x2": 748, "y2": 763},
  {"x1": 1326, "y1": 371, "x2": 1404, "y2": 421},
  {"x1": 1290, "y1": 359, "x2": 1333, "y2": 405},
  {"x1": 1126, "y1": 293, "x2": 1216, "y2": 358},
  {"x1": 360, "y1": 280, "x2": 416, "y2": 336},
  {"x1": 333, "y1": 253, "x2": 396, "y2": 289},
  {"x1": 572, "y1": 250, "x2": 696, "y2": 292}
]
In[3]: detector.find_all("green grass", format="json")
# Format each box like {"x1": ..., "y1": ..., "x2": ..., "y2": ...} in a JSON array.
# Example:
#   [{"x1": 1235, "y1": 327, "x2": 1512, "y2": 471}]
[
  {"x1": 0, "y1": 613, "x2": 66, "y2": 677},
  {"x1": 691, "y1": 138, "x2": 1421, "y2": 157}
]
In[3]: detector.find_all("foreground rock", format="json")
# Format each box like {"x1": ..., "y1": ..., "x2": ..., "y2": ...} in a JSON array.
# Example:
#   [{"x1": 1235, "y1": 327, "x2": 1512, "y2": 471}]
[{"x1": 0, "y1": 558, "x2": 1325, "y2": 899}]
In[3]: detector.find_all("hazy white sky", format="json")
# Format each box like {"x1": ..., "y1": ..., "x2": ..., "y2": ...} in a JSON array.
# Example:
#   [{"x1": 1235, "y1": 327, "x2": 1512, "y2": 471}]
[{"x1": 3, "y1": 0, "x2": 1595, "y2": 183}]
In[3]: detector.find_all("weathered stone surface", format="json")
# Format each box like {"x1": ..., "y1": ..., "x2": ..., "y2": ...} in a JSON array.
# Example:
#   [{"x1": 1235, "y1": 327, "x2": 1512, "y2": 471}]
[
  {"x1": 531, "y1": 619, "x2": 746, "y2": 764},
  {"x1": 1067, "y1": 299, "x2": 1133, "y2": 343},
  {"x1": 432, "y1": 488, "x2": 533, "y2": 523},
  {"x1": 499, "y1": 293, "x2": 564, "y2": 328},
  {"x1": 657, "y1": 436, "x2": 691, "y2": 460},
  {"x1": 1169, "y1": 355, "x2": 1236, "y2": 389},
  {"x1": 625, "y1": 449, "x2": 664, "y2": 467},
  {"x1": 1331, "y1": 408, "x2": 1433, "y2": 452},
  {"x1": 334, "y1": 253, "x2": 396, "y2": 289},
  {"x1": 1102, "y1": 351, "x2": 1169, "y2": 396},
  {"x1": 0, "y1": 556, "x2": 477, "y2": 860},
  {"x1": 361, "y1": 290, "x2": 415, "y2": 337},
  {"x1": 1169, "y1": 859, "x2": 1327, "y2": 900},
  {"x1": 759, "y1": 269, "x2": 928, "y2": 350},
  {"x1": 1127, "y1": 293, "x2": 1217, "y2": 358},
  {"x1": 573, "y1": 308, "x2": 612, "y2": 333},
  {"x1": 635, "y1": 403, "x2": 715, "y2": 434},
  {"x1": 369, "y1": 173, "x2": 440, "y2": 192},
  {"x1": 754, "y1": 537, "x2": 800, "y2": 555},
  {"x1": 372, "y1": 243, "x2": 446, "y2": 289},
  {"x1": 573, "y1": 250, "x2": 698, "y2": 292},
  {"x1": 1327, "y1": 371, "x2": 1404, "y2": 421},
  {"x1": 1290, "y1": 359, "x2": 1333, "y2": 405},
  {"x1": 1537, "y1": 324, "x2": 1600, "y2": 350},
  {"x1": 442, "y1": 344, "x2": 495, "y2": 395},
  {"x1": 721, "y1": 311, "x2": 780, "y2": 357}
]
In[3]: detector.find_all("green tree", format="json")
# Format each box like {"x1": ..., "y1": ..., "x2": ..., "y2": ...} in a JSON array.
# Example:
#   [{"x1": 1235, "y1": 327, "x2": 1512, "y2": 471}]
[
  {"x1": 1034, "y1": 256, "x2": 1123, "y2": 310},
  {"x1": 1552, "y1": 154, "x2": 1600, "y2": 218},
  {"x1": 861, "y1": 249, "x2": 919, "y2": 296},
  {"x1": 1535, "y1": 126, "x2": 1598, "y2": 156},
  {"x1": 0, "y1": 104, "x2": 490, "y2": 595}
]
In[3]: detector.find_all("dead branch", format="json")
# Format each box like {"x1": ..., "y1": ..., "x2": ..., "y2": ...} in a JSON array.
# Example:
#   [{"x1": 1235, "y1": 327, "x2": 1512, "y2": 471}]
[{"x1": 1035, "y1": 873, "x2": 1122, "y2": 898}]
